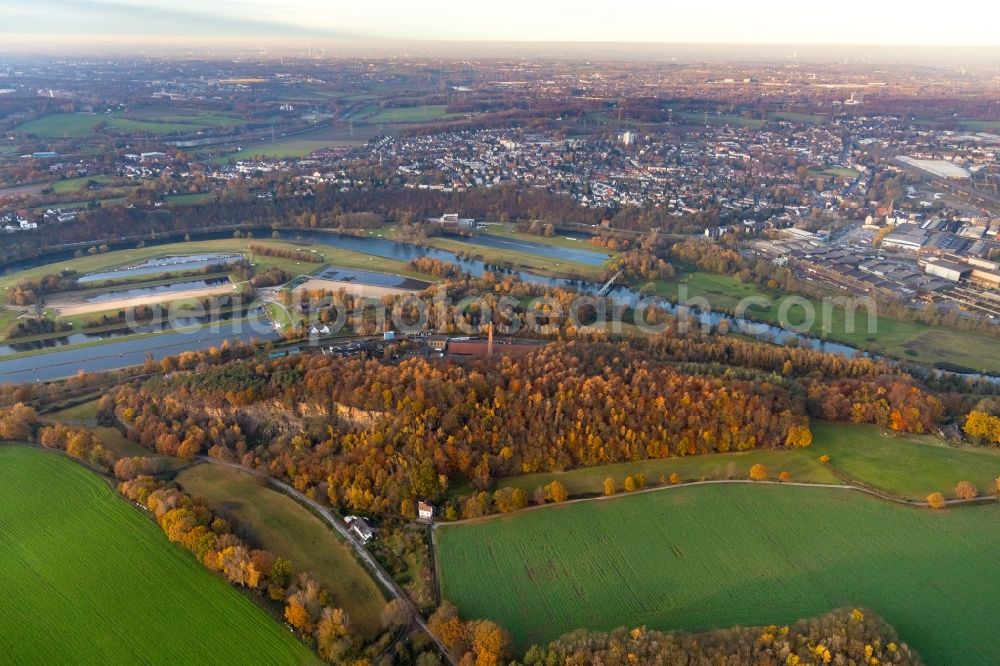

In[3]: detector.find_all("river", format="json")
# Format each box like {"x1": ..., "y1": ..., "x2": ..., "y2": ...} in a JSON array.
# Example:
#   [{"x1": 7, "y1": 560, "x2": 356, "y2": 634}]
[
  {"x1": 0, "y1": 315, "x2": 279, "y2": 384},
  {"x1": 1, "y1": 228, "x2": 996, "y2": 385}
]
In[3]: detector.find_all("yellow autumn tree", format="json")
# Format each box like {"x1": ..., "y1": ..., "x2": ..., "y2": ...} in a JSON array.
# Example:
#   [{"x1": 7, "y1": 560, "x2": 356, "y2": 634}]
[
  {"x1": 749, "y1": 463, "x2": 769, "y2": 481},
  {"x1": 964, "y1": 411, "x2": 1000, "y2": 445},
  {"x1": 316, "y1": 607, "x2": 351, "y2": 663},
  {"x1": 927, "y1": 492, "x2": 946, "y2": 509},
  {"x1": 468, "y1": 619, "x2": 511, "y2": 666},
  {"x1": 544, "y1": 480, "x2": 568, "y2": 503},
  {"x1": 785, "y1": 425, "x2": 813, "y2": 448},
  {"x1": 603, "y1": 478, "x2": 616, "y2": 496}
]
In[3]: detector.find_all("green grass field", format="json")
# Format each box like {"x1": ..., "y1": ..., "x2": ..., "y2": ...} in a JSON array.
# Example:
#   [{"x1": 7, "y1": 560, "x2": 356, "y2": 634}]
[
  {"x1": 30, "y1": 196, "x2": 127, "y2": 212},
  {"x1": 0, "y1": 445, "x2": 316, "y2": 665},
  {"x1": 437, "y1": 482, "x2": 1000, "y2": 664},
  {"x1": 164, "y1": 192, "x2": 217, "y2": 206},
  {"x1": 50, "y1": 176, "x2": 114, "y2": 193},
  {"x1": 48, "y1": 399, "x2": 101, "y2": 421},
  {"x1": 676, "y1": 111, "x2": 765, "y2": 129},
  {"x1": 810, "y1": 167, "x2": 860, "y2": 179},
  {"x1": 363, "y1": 105, "x2": 464, "y2": 123},
  {"x1": 381, "y1": 228, "x2": 609, "y2": 280},
  {"x1": 812, "y1": 422, "x2": 1000, "y2": 500},
  {"x1": 655, "y1": 270, "x2": 1000, "y2": 373},
  {"x1": 485, "y1": 224, "x2": 615, "y2": 257},
  {"x1": 496, "y1": 421, "x2": 1000, "y2": 501},
  {"x1": 768, "y1": 112, "x2": 825, "y2": 124},
  {"x1": 15, "y1": 111, "x2": 245, "y2": 138},
  {"x1": 113, "y1": 109, "x2": 244, "y2": 127},
  {"x1": 217, "y1": 125, "x2": 379, "y2": 160},
  {"x1": 499, "y1": 447, "x2": 838, "y2": 496},
  {"x1": 15, "y1": 114, "x2": 106, "y2": 138},
  {"x1": 176, "y1": 463, "x2": 388, "y2": 637}
]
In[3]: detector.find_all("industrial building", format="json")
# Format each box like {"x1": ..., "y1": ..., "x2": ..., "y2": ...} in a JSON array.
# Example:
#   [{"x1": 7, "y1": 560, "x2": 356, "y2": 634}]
[
  {"x1": 923, "y1": 259, "x2": 971, "y2": 282},
  {"x1": 881, "y1": 224, "x2": 928, "y2": 252},
  {"x1": 895, "y1": 156, "x2": 971, "y2": 179}
]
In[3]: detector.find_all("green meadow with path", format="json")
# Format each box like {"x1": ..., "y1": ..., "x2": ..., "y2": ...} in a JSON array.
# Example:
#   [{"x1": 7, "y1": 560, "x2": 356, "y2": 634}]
[
  {"x1": 441, "y1": 422, "x2": 1000, "y2": 662},
  {"x1": 437, "y1": 481, "x2": 1000, "y2": 664},
  {"x1": 0, "y1": 445, "x2": 316, "y2": 665},
  {"x1": 496, "y1": 421, "x2": 1000, "y2": 501}
]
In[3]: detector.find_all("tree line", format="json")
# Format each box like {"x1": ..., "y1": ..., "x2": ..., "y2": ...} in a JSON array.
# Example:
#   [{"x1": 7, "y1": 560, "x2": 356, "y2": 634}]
[{"x1": 517, "y1": 606, "x2": 921, "y2": 666}]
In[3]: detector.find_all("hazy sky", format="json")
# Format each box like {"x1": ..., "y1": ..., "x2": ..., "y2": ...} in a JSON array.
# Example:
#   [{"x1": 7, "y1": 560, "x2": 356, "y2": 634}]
[{"x1": 3, "y1": 0, "x2": 998, "y2": 46}]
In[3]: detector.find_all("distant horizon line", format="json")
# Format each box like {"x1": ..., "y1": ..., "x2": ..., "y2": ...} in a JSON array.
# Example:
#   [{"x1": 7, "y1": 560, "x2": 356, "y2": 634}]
[
  {"x1": 1, "y1": 35, "x2": 998, "y2": 65},
  {"x1": 3, "y1": 34, "x2": 1000, "y2": 48}
]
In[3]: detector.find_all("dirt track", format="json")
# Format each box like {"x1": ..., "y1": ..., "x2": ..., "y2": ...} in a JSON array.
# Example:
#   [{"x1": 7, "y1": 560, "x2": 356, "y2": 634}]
[
  {"x1": 50, "y1": 284, "x2": 234, "y2": 317},
  {"x1": 295, "y1": 278, "x2": 422, "y2": 299}
]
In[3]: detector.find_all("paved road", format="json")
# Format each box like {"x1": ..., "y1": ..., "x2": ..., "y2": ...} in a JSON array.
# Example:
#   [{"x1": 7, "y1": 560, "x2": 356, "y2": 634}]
[{"x1": 198, "y1": 457, "x2": 457, "y2": 665}]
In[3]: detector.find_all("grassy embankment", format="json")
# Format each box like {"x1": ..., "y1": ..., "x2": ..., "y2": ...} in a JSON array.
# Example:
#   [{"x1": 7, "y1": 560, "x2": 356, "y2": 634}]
[{"x1": 176, "y1": 464, "x2": 388, "y2": 638}]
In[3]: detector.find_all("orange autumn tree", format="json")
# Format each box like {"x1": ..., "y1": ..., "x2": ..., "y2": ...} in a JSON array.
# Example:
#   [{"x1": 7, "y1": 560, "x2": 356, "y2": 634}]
[
  {"x1": 0, "y1": 403, "x2": 38, "y2": 441},
  {"x1": 955, "y1": 481, "x2": 978, "y2": 500},
  {"x1": 285, "y1": 596, "x2": 310, "y2": 631},
  {"x1": 428, "y1": 602, "x2": 467, "y2": 654}
]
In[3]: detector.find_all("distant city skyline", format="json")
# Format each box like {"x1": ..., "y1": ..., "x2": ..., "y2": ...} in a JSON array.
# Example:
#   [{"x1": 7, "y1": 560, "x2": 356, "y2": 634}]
[{"x1": 2, "y1": 0, "x2": 999, "y2": 48}]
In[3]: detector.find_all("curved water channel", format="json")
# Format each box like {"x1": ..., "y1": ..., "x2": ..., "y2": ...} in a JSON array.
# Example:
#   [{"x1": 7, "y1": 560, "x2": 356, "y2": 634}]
[{"x1": 1, "y1": 228, "x2": 996, "y2": 385}]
